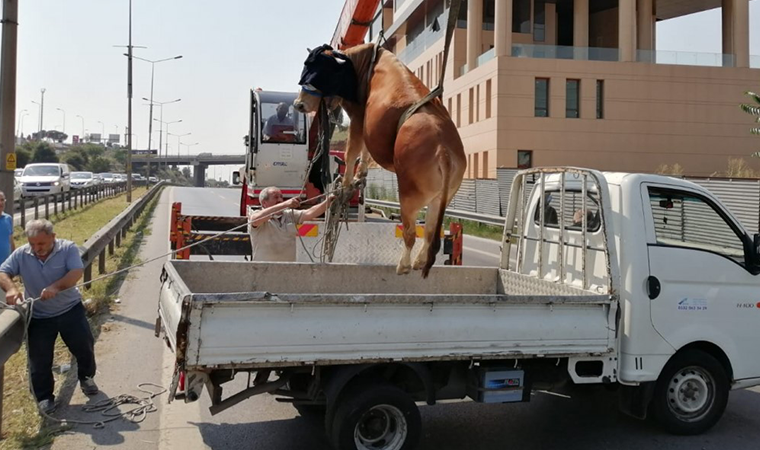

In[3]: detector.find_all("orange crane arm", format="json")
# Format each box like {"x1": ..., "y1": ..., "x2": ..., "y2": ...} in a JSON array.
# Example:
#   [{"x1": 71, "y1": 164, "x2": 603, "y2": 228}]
[{"x1": 330, "y1": 0, "x2": 382, "y2": 50}]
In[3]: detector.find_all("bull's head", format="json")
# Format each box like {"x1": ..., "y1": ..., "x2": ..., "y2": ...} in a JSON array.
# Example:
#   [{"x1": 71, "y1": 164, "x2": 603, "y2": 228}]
[{"x1": 294, "y1": 45, "x2": 357, "y2": 114}]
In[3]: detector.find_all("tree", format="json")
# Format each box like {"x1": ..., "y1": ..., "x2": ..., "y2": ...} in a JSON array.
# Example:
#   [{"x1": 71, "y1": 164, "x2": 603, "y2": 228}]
[
  {"x1": 82, "y1": 144, "x2": 105, "y2": 160},
  {"x1": 46, "y1": 130, "x2": 68, "y2": 143},
  {"x1": 87, "y1": 156, "x2": 112, "y2": 173},
  {"x1": 30, "y1": 142, "x2": 59, "y2": 163},
  {"x1": 182, "y1": 167, "x2": 191, "y2": 178},
  {"x1": 62, "y1": 153, "x2": 86, "y2": 170},
  {"x1": 741, "y1": 91, "x2": 760, "y2": 158},
  {"x1": 16, "y1": 147, "x2": 31, "y2": 168}
]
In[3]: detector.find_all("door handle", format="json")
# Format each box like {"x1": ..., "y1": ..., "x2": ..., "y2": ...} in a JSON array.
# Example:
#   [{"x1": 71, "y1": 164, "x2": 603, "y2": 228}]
[{"x1": 647, "y1": 276, "x2": 661, "y2": 300}]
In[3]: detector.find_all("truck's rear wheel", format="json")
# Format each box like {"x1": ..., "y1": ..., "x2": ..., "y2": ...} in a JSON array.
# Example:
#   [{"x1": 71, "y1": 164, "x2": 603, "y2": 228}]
[
  {"x1": 330, "y1": 383, "x2": 421, "y2": 450},
  {"x1": 651, "y1": 350, "x2": 729, "y2": 435}
]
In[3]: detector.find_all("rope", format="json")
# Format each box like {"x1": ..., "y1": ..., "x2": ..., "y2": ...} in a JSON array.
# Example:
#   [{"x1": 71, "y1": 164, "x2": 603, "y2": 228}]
[{"x1": 0, "y1": 189, "x2": 332, "y2": 429}]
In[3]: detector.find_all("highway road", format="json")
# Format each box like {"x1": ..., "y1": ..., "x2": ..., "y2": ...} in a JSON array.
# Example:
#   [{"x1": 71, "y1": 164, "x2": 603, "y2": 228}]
[{"x1": 48, "y1": 186, "x2": 760, "y2": 450}]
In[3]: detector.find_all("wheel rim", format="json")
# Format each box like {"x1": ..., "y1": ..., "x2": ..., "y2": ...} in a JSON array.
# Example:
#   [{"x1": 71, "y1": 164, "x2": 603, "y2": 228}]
[
  {"x1": 666, "y1": 365, "x2": 715, "y2": 422},
  {"x1": 354, "y1": 404, "x2": 407, "y2": 450}
]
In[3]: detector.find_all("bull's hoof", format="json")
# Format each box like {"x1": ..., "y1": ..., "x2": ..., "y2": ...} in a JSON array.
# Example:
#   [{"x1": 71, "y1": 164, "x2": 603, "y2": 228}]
[
  {"x1": 412, "y1": 258, "x2": 426, "y2": 270},
  {"x1": 396, "y1": 263, "x2": 412, "y2": 275}
]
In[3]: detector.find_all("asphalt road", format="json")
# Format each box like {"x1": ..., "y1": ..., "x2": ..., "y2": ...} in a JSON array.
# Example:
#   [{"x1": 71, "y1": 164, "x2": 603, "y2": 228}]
[{"x1": 48, "y1": 186, "x2": 760, "y2": 450}]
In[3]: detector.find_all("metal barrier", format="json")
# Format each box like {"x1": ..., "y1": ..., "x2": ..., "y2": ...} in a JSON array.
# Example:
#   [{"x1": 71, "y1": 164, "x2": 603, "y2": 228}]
[
  {"x1": 365, "y1": 198, "x2": 506, "y2": 227},
  {"x1": 0, "y1": 181, "x2": 164, "y2": 434},
  {"x1": 12, "y1": 182, "x2": 133, "y2": 228}
]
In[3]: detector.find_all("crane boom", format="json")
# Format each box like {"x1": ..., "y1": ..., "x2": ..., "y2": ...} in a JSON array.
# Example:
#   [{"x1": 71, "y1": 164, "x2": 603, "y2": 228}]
[{"x1": 330, "y1": 0, "x2": 382, "y2": 50}]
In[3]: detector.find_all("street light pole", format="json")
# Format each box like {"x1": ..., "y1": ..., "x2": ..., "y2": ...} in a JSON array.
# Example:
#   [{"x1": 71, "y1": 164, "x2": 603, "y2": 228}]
[
  {"x1": 39, "y1": 88, "x2": 46, "y2": 132},
  {"x1": 144, "y1": 97, "x2": 180, "y2": 172},
  {"x1": 126, "y1": 0, "x2": 133, "y2": 202},
  {"x1": 16, "y1": 109, "x2": 26, "y2": 138},
  {"x1": 31, "y1": 100, "x2": 40, "y2": 135},
  {"x1": 97, "y1": 120, "x2": 105, "y2": 144},
  {"x1": 56, "y1": 108, "x2": 65, "y2": 140},
  {"x1": 161, "y1": 119, "x2": 182, "y2": 169},
  {"x1": 132, "y1": 54, "x2": 182, "y2": 156},
  {"x1": 184, "y1": 142, "x2": 199, "y2": 156},
  {"x1": 76, "y1": 114, "x2": 84, "y2": 138}
]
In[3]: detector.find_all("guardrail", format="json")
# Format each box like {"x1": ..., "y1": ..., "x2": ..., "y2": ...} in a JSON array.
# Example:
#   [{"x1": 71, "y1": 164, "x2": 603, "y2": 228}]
[
  {"x1": 365, "y1": 198, "x2": 506, "y2": 227},
  {"x1": 11, "y1": 181, "x2": 150, "y2": 228},
  {"x1": 0, "y1": 181, "x2": 165, "y2": 434}
]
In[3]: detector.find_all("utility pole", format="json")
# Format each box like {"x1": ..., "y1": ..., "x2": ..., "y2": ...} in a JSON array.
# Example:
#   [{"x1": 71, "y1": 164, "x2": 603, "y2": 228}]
[
  {"x1": 126, "y1": 0, "x2": 133, "y2": 202},
  {"x1": 0, "y1": 0, "x2": 19, "y2": 215}
]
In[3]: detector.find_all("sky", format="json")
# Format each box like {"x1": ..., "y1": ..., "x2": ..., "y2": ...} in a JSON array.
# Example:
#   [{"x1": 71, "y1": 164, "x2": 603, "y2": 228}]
[{"x1": 8, "y1": 1, "x2": 760, "y2": 182}]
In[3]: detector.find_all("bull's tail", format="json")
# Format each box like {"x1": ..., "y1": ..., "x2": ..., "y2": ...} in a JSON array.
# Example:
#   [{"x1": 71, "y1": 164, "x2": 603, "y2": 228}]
[{"x1": 422, "y1": 154, "x2": 452, "y2": 279}]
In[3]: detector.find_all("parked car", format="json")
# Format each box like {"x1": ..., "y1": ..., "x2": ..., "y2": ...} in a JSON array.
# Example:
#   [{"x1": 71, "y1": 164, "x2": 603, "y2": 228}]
[
  {"x1": 113, "y1": 174, "x2": 127, "y2": 182},
  {"x1": 93, "y1": 174, "x2": 104, "y2": 185},
  {"x1": 14, "y1": 168, "x2": 23, "y2": 179},
  {"x1": 13, "y1": 178, "x2": 21, "y2": 199},
  {"x1": 70, "y1": 171, "x2": 96, "y2": 189},
  {"x1": 19, "y1": 163, "x2": 71, "y2": 197},
  {"x1": 148, "y1": 176, "x2": 158, "y2": 183}
]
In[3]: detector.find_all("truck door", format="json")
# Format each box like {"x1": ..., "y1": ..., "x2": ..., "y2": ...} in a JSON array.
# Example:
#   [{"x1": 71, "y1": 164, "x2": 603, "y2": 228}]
[
  {"x1": 642, "y1": 184, "x2": 760, "y2": 381},
  {"x1": 253, "y1": 101, "x2": 309, "y2": 190}
]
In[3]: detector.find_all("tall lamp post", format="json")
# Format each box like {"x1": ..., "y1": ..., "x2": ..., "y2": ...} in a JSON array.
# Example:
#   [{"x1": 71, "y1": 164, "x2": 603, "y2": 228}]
[
  {"x1": 183, "y1": 142, "x2": 199, "y2": 156},
  {"x1": 56, "y1": 107, "x2": 65, "y2": 141},
  {"x1": 97, "y1": 120, "x2": 105, "y2": 145},
  {"x1": 144, "y1": 97, "x2": 180, "y2": 171},
  {"x1": 16, "y1": 109, "x2": 27, "y2": 139},
  {"x1": 76, "y1": 114, "x2": 85, "y2": 139},
  {"x1": 31, "y1": 100, "x2": 40, "y2": 135},
  {"x1": 158, "y1": 119, "x2": 181, "y2": 169},
  {"x1": 39, "y1": 88, "x2": 45, "y2": 132},
  {"x1": 132, "y1": 55, "x2": 182, "y2": 154}
]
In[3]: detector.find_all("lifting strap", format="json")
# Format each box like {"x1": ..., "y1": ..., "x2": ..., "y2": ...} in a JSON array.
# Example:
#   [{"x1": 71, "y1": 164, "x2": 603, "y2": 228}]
[{"x1": 397, "y1": 0, "x2": 464, "y2": 131}]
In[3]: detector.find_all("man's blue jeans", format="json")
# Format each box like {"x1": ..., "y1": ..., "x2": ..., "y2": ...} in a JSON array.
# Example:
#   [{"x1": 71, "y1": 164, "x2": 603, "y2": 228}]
[{"x1": 27, "y1": 302, "x2": 96, "y2": 402}]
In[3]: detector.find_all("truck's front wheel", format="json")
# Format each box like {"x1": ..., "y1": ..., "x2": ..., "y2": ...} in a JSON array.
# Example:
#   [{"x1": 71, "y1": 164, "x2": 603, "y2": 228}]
[
  {"x1": 651, "y1": 350, "x2": 729, "y2": 435},
  {"x1": 330, "y1": 383, "x2": 421, "y2": 450}
]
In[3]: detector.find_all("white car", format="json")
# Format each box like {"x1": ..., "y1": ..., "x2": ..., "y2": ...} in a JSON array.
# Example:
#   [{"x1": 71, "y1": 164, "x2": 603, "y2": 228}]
[
  {"x1": 19, "y1": 163, "x2": 71, "y2": 197},
  {"x1": 13, "y1": 178, "x2": 21, "y2": 199},
  {"x1": 99, "y1": 172, "x2": 116, "y2": 184},
  {"x1": 70, "y1": 171, "x2": 95, "y2": 189}
]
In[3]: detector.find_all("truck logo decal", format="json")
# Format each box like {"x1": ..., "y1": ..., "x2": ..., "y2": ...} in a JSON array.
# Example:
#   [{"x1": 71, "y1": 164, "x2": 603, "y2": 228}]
[
  {"x1": 273, "y1": 161, "x2": 287, "y2": 167},
  {"x1": 677, "y1": 298, "x2": 708, "y2": 311},
  {"x1": 736, "y1": 302, "x2": 756, "y2": 309}
]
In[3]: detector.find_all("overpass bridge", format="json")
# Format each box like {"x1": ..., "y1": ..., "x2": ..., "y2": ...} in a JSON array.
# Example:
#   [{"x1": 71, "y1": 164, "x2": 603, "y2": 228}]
[{"x1": 132, "y1": 154, "x2": 245, "y2": 187}]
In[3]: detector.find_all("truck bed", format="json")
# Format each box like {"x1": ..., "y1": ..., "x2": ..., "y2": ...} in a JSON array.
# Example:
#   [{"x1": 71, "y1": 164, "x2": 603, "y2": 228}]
[{"x1": 158, "y1": 261, "x2": 615, "y2": 370}]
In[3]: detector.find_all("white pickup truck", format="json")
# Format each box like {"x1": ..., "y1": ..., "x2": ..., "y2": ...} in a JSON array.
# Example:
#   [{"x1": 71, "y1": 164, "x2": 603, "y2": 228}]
[{"x1": 156, "y1": 167, "x2": 760, "y2": 450}]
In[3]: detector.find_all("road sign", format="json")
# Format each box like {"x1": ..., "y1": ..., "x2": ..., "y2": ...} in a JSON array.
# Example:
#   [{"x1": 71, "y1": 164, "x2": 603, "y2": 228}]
[
  {"x1": 5, "y1": 153, "x2": 16, "y2": 170},
  {"x1": 131, "y1": 149, "x2": 158, "y2": 155}
]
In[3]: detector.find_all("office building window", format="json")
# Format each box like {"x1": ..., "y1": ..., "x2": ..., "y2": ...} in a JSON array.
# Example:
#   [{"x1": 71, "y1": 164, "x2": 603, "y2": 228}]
[
  {"x1": 457, "y1": 0, "x2": 468, "y2": 28},
  {"x1": 513, "y1": 0, "x2": 531, "y2": 33},
  {"x1": 485, "y1": 79, "x2": 492, "y2": 119},
  {"x1": 535, "y1": 78, "x2": 549, "y2": 117},
  {"x1": 483, "y1": 0, "x2": 495, "y2": 30},
  {"x1": 534, "y1": 0, "x2": 546, "y2": 42},
  {"x1": 518, "y1": 150, "x2": 533, "y2": 169},
  {"x1": 596, "y1": 80, "x2": 604, "y2": 119},
  {"x1": 566, "y1": 79, "x2": 580, "y2": 118}
]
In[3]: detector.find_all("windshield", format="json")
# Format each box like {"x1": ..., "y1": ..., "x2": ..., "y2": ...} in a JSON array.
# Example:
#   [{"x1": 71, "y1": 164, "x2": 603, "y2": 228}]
[
  {"x1": 72, "y1": 172, "x2": 93, "y2": 179},
  {"x1": 23, "y1": 165, "x2": 60, "y2": 177},
  {"x1": 100, "y1": 173, "x2": 113, "y2": 178},
  {"x1": 260, "y1": 101, "x2": 306, "y2": 145}
]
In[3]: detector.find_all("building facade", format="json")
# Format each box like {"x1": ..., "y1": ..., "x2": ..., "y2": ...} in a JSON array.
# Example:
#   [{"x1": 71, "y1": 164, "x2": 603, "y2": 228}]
[{"x1": 371, "y1": 0, "x2": 759, "y2": 178}]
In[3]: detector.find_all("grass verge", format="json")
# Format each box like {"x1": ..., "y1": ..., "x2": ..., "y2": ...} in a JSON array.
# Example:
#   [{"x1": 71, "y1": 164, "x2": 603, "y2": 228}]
[{"x1": 0, "y1": 186, "x2": 160, "y2": 449}]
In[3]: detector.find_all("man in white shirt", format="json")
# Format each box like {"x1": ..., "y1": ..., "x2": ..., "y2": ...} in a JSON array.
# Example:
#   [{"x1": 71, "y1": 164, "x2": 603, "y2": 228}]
[
  {"x1": 263, "y1": 102, "x2": 295, "y2": 141},
  {"x1": 248, "y1": 187, "x2": 333, "y2": 261}
]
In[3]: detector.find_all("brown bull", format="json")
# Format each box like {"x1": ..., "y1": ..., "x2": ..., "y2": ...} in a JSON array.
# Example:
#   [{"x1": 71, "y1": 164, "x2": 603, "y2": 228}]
[{"x1": 294, "y1": 44, "x2": 466, "y2": 278}]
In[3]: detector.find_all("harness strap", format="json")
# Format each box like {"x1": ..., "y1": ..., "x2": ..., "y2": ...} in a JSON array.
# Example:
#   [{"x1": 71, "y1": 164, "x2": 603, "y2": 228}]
[{"x1": 396, "y1": 0, "x2": 463, "y2": 132}]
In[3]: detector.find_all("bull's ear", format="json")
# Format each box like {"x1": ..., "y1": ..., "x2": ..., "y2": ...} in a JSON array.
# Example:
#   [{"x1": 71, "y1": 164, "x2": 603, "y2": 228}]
[{"x1": 307, "y1": 48, "x2": 312, "y2": 53}]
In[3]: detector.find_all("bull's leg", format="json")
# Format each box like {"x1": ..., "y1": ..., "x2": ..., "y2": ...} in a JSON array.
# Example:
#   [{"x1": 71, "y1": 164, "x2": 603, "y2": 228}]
[
  {"x1": 342, "y1": 119, "x2": 364, "y2": 189},
  {"x1": 413, "y1": 196, "x2": 443, "y2": 270},
  {"x1": 355, "y1": 148, "x2": 371, "y2": 181},
  {"x1": 396, "y1": 193, "x2": 425, "y2": 275}
]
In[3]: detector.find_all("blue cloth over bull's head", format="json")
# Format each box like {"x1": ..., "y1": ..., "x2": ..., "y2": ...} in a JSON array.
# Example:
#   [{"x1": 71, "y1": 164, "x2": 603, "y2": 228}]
[{"x1": 298, "y1": 45, "x2": 358, "y2": 103}]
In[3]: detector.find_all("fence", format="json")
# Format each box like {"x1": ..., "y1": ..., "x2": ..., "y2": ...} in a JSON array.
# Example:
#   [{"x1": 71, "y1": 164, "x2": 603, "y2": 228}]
[
  {"x1": 12, "y1": 182, "x2": 141, "y2": 228},
  {"x1": 0, "y1": 181, "x2": 164, "y2": 434},
  {"x1": 366, "y1": 168, "x2": 760, "y2": 235}
]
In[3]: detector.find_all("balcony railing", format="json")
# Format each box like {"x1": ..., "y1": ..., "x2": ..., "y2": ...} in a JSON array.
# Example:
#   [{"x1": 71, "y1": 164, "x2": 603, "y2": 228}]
[
  {"x1": 511, "y1": 44, "x2": 619, "y2": 62},
  {"x1": 637, "y1": 49, "x2": 735, "y2": 67}
]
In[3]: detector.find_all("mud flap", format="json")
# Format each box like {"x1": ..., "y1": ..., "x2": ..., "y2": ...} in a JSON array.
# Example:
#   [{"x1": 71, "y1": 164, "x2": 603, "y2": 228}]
[{"x1": 618, "y1": 382, "x2": 655, "y2": 420}]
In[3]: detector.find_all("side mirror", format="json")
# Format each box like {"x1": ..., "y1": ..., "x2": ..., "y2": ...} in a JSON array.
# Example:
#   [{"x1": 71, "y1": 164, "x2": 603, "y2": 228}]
[
  {"x1": 753, "y1": 234, "x2": 760, "y2": 263},
  {"x1": 232, "y1": 171, "x2": 241, "y2": 185}
]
